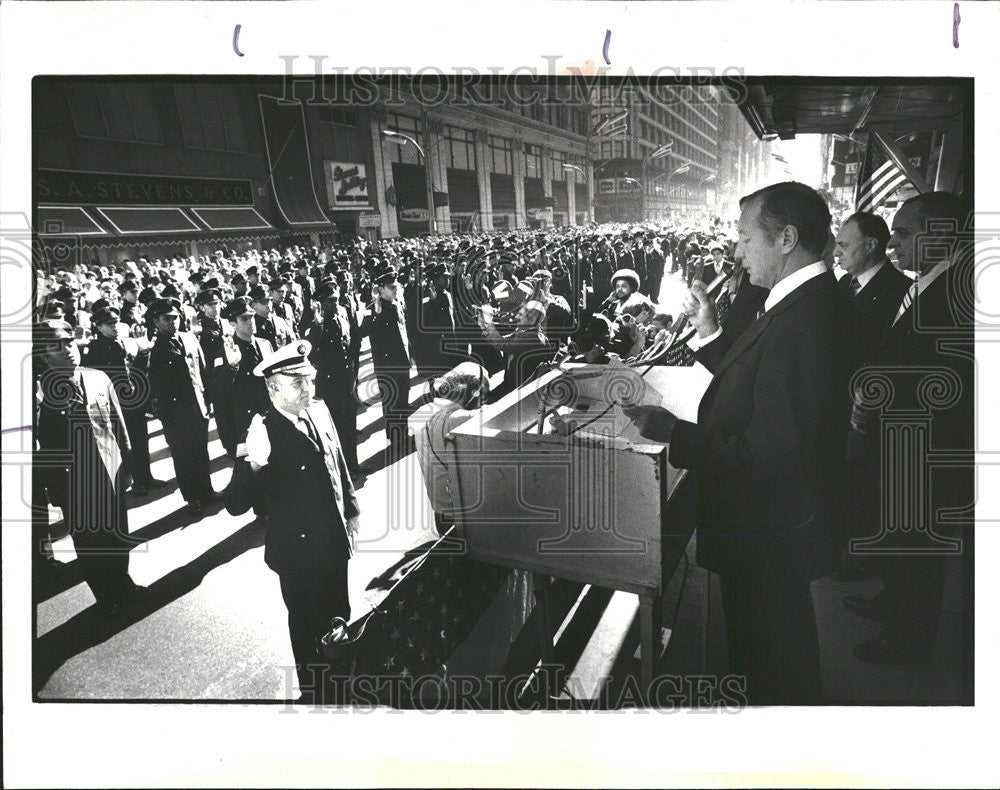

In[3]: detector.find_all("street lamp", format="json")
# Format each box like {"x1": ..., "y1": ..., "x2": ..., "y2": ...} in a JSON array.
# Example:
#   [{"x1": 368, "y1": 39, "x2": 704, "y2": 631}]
[
  {"x1": 581, "y1": 108, "x2": 629, "y2": 223},
  {"x1": 593, "y1": 109, "x2": 628, "y2": 136},
  {"x1": 664, "y1": 162, "x2": 691, "y2": 209},
  {"x1": 562, "y1": 163, "x2": 588, "y2": 223},
  {"x1": 383, "y1": 128, "x2": 436, "y2": 235},
  {"x1": 640, "y1": 140, "x2": 674, "y2": 221},
  {"x1": 620, "y1": 177, "x2": 642, "y2": 222}
]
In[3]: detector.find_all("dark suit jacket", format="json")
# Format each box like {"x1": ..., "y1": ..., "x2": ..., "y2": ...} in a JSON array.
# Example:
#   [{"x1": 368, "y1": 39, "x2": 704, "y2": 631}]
[
  {"x1": 847, "y1": 261, "x2": 912, "y2": 360},
  {"x1": 227, "y1": 401, "x2": 360, "y2": 577},
  {"x1": 254, "y1": 313, "x2": 295, "y2": 349},
  {"x1": 361, "y1": 300, "x2": 411, "y2": 374},
  {"x1": 862, "y1": 261, "x2": 973, "y2": 515},
  {"x1": 670, "y1": 270, "x2": 862, "y2": 580},
  {"x1": 148, "y1": 331, "x2": 209, "y2": 422},
  {"x1": 36, "y1": 368, "x2": 132, "y2": 540}
]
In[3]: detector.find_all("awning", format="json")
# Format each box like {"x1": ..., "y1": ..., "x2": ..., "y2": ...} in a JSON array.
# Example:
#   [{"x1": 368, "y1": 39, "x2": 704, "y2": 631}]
[
  {"x1": 189, "y1": 206, "x2": 274, "y2": 231},
  {"x1": 36, "y1": 206, "x2": 107, "y2": 236},
  {"x1": 96, "y1": 207, "x2": 200, "y2": 234},
  {"x1": 732, "y1": 81, "x2": 968, "y2": 140},
  {"x1": 258, "y1": 94, "x2": 331, "y2": 226}
]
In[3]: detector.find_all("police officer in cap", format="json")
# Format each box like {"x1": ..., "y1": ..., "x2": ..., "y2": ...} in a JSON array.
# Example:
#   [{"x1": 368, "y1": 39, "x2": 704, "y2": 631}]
[
  {"x1": 147, "y1": 298, "x2": 220, "y2": 516},
  {"x1": 227, "y1": 340, "x2": 360, "y2": 703},
  {"x1": 35, "y1": 319, "x2": 150, "y2": 617},
  {"x1": 306, "y1": 278, "x2": 362, "y2": 475},
  {"x1": 195, "y1": 285, "x2": 241, "y2": 457},
  {"x1": 250, "y1": 285, "x2": 295, "y2": 349},
  {"x1": 420, "y1": 262, "x2": 460, "y2": 377},
  {"x1": 222, "y1": 296, "x2": 274, "y2": 448},
  {"x1": 118, "y1": 279, "x2": 144, "y2": 329},
  {"x1": 83, "y1": 305, "x2": 164, "y2": 494},
  {"x1": 360, "y1": 263, "x2": 412, "y2": 453}
]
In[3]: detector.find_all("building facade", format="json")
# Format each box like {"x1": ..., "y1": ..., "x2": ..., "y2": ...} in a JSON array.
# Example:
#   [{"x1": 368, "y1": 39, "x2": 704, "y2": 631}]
[{"x1": 35, "y1": 78, "x2": 760, "y2": 268}]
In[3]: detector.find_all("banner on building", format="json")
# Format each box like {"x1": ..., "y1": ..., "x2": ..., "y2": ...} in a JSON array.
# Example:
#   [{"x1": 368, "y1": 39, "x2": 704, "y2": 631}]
[{"x1": 326, "y1": 162, "x2": 370, "y2": 209}]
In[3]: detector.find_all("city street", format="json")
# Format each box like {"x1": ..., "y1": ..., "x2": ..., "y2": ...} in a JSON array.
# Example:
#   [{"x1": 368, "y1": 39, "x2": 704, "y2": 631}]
[{"x1": 33, "y1": 270, "x2": 965, "y2": 704}]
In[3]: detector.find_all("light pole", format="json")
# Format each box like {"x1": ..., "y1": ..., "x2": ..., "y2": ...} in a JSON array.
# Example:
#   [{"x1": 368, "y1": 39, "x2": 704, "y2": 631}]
[
  {"x1": 383, "y1": 128, "x2": 436, "y2": 236},
  {"x1": 562, "y1": 163, "x2": 588, "y2": 224},
  {"x1": 659, "y1": 162, "x2": 691, "y2": 211},
  {"x1": 639, "y1": 141, "x2": 674, "y2": 222},
  {"x1": 621, "y1": 177, "x2": 642, "y2": 222},
  {"x1": 582, "y1": 108, "x2": 628, "y2": 224},
  {"x1": 699, "y1": 170, "x2": 718, "y2": 214}
]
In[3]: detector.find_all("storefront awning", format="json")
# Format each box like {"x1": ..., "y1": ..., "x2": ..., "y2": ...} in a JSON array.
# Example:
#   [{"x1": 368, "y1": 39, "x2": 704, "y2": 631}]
[
  {"x1": 259, "y1": 94, "x2": 331, "y2": 226},
  {"x1": 95, "y1": 207, "x2": 201, "y2": 234},
  {"x1": 36, "y1": 206, "x2": 107, "y2": 236},
  {"x1": 189, "y1": 206, "x2": 274, "y2": 231}
]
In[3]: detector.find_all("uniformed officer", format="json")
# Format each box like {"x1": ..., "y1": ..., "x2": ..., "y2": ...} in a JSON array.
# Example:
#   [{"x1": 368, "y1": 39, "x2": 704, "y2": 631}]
[
  {"x1": 82, "y1": 305, "x2": 165, "y2": 495},
  {"x1": 306, "y1": 278, "x2": 361, "y2": 474},
  {"x1": 195, "y1": 286, "x2": 241, "y2": 456},
  {"x1": 334, "y1": 267, "x2": 362, "y2": 384},
  {"x1": 420, "y1": 262, "x2": 460, "y2": 377},
  {"x1": 228, "y1": 340, "x2": 360, "y2": 702},
  {"x1": 35, "y1": 319, "x2": 149, "y2": 617},
  {"x1": 268, "y1": 276, "x2": 299, "y2": 329},
  {"x1": 118, "y1": 279, "x2": 144, "y2": 330},
  {"x1": 250, "y1": 285, "x2": 295, "y2": 349},
  {"x1": 222, "y1": 296, "x2": 273, "y2": 446},
  {"x1": 360, "y1": 264, "x2": 412, "y2": 451},
  {"x1": 640, "y1": 232, "x2": 666, "y2": 305},
  {"x1": 147, "y1": 298, "x2": 220, "y2": 517},
  {"x1": 295, "y1": 260, "x2": 316, "y2": 332}
]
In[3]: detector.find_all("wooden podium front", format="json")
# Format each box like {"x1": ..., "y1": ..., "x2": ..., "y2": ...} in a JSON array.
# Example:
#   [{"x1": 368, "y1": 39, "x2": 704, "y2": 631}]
[{"x1": 443, "y1": 363, "x2": 711, "y2": 690}]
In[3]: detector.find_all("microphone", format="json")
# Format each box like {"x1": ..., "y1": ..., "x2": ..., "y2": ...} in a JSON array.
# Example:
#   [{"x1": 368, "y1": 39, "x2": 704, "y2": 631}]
[{"x1": 663, "y1": 268, "x2": 735, "y2": 348}]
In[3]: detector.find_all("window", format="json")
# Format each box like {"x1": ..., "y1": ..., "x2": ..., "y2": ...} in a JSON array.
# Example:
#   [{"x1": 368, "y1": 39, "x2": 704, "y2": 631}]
[
  {"x1": 550, "y1": 150, "x2": 567, "y2": 181},
  {"x1": 174, "y1": 85, "x2": 249, "y2": 152},
  {"x1": 444, "y1": 125, "x2": 476, "y2": 171},
  {"x1": 319, "y1": 107, "x2": 357, "y2": 127},
  {"x1": 65, "y1": 82, "x2": 164, "y2": 144},
  {"x1": 524, "y1": 143, "x2": 542, "y2": 179},
  {"x1": 489, "y1": 135, "x2": 512, "y2": 174},
  {"x1": 384, "y1": 112, "x2": 424, "y2": 165}
]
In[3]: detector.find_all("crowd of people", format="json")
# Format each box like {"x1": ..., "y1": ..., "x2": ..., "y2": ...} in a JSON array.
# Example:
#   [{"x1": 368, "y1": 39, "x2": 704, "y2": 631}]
[{"x1": 32, "y1": 184, "x2": 973, "y2": 704}]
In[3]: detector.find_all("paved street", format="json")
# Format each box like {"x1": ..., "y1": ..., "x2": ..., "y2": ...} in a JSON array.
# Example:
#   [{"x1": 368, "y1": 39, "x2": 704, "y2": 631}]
[{"x1": 33, "y1": 270, "x2": 966, "y2": 704}]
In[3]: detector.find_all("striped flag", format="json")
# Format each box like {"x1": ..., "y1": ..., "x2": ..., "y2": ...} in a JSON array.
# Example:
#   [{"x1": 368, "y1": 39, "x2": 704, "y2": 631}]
[{"x1": 854, "y1": 133, "x2": 911, "y2": 212}]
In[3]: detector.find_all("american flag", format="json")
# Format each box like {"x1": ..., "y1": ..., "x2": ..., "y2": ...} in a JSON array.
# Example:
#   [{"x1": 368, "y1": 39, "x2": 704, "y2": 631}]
[
  {"x1": 855, "y1": 132, "x2": 911, "y2": 212},
  {"x1": 349, "y1": 547, "x2": 509, "y2": 682}
]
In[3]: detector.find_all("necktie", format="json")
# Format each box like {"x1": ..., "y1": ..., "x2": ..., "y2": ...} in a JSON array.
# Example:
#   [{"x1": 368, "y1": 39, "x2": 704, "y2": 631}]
[
  {"x1": 848, "y1": 276, "x2": 861, "y2": 296},
  {"x1": 298, "y1": 415, "x2": 319, "y2": 447},
  {"x1": 69, "y1": 376, "x2": 85, "y2": 406},
  {"x1": 892, "y1": 280, "x2": 918, "y2": 326}
]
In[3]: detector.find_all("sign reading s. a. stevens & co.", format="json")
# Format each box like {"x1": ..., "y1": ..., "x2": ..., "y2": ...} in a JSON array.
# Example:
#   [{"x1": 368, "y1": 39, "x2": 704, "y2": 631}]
[{"x1": 36, "y1": 169, "x2": 254, "y2": 206}]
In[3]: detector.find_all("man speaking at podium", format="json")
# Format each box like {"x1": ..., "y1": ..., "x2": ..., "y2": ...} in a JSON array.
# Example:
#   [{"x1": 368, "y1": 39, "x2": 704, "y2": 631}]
[{"x1": 625, "y1": 182, "x2": 861, "y2": 704}]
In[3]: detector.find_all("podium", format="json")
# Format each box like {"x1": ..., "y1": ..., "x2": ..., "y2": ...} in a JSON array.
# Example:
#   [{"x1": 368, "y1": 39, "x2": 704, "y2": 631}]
[{"x1": 443, "y1": 362, "x2": 711, "y2": 691}]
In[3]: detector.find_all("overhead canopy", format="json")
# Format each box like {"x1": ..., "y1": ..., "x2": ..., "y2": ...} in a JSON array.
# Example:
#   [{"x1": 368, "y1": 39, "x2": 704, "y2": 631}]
[
  {"x1": 96, "y1": 207, "x2": 201, "y2": 234},
  {"x1": 258, "y1": 94, "x2": 331, "y2": 226},
  {"x1": 190, "y1": 206, "x2": 274, "y2": 231},
  {"x1": 733, "y1": 82, "x2": 968, "y2": 140},
  {"x1": 36, "y1": 206, "x2": 106, "y2": 236}
]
